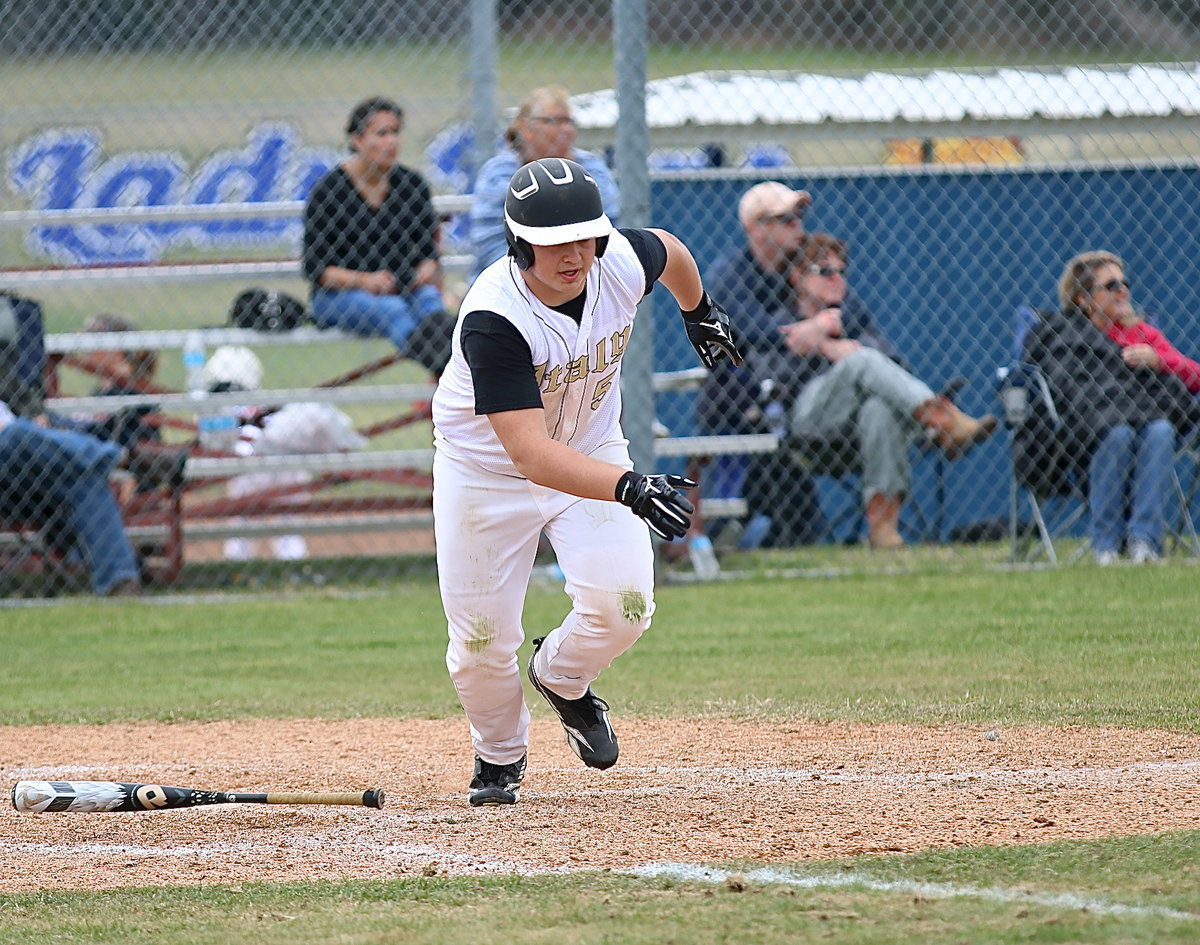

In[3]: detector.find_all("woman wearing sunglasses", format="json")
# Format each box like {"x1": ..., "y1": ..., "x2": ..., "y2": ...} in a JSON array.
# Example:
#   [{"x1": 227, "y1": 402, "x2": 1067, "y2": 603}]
[
  {"x1": 754, "y1": 232, "x2": 998, "y2": 549},
  {"x1": 1025, "y1": 251, "x2": 1200, "y2": 564},
  {"x1": 1090, "y1": 265, "x2": 1200, "y2": 395}
]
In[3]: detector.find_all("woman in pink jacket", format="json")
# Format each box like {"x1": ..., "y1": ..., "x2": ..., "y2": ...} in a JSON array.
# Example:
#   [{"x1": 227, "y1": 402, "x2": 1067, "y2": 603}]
[{"x1": 1101, "y1": 270, "x2": 1200, "y2": 394}]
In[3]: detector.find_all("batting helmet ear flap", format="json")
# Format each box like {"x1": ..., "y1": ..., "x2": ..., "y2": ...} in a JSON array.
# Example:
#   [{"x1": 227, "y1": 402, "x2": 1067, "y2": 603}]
[{"x1": 504, "y1": 221, "x2": 535, "y2": 271}]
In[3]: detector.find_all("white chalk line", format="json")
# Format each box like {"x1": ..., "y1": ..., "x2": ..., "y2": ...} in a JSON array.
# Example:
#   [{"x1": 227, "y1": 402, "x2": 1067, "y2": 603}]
[
  {"x1": 8, "y1": 839, "x2": 1195, "y2": 921},
  {"x1": 8, "y1": 757, "x2": 1198, "y2": 905},
  {"x1": 630, "y1": 863, "x2": 1200, "y2": 922}
]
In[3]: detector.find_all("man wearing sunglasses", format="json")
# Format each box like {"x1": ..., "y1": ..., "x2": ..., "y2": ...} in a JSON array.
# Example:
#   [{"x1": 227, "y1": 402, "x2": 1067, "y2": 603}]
[
  {"x1": 697, "y1": 181, "x2": 908, "y2": 548},
  {"x1": 694, "y1": 182, "x2": 825, "y2": 547},
  {"x1": 1024, "y1": 250, "x2": 1200, "y2": 564}
]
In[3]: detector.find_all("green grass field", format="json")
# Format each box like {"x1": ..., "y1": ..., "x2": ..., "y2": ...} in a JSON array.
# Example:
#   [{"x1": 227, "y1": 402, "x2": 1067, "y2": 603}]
[
  {"x1": 3, "y1": 562, "x2": 1197, "y2": 729},
  {"x1": 2, "y1": 562, "x2": 1198, "y2": 942}
]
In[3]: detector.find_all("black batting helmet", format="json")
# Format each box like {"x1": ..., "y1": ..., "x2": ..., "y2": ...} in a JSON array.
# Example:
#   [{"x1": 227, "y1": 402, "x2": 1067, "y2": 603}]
[{"x1": 503, "y1": 158, "x2": 612, "y2": 270}]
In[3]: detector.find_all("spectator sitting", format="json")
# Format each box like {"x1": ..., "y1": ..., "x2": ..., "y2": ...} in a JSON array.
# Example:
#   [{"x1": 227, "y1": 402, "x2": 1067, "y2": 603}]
[
  {"x1": 696, "y1": 182, "x2": 815, "y2": 542},
  {"x1": 45, "y1": 312, "x2": 186, "y2": 492},
  {"x1": 303, "y1": 96, "x2": 452, "y2": 374},
  {"x1": 469, "y1": 85, "x2": 620, "y2": 278},
  {"x1": 74, "y1": 312, "x2": 162, "y2": 450},
  {"x1": 0, "y1": 401, "x2": 142, "y2": 596},
  {"x1": 202, "y1": 345, "x2": 367, "y2": 562},
  {"x1": 1025, "y1": 251, "x2": 1200, "y2": 564},
  {"x1": 762, "y1": 233, "x2": 997, "y2": 548},
  {"x1": 699, "y1": 182, "x2": 862, "y2": 547}
]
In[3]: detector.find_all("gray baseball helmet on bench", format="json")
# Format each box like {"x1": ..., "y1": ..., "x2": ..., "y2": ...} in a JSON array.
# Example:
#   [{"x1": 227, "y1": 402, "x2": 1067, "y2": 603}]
[{"x1": 503, "y1": 158, "x2": 612, "y2": 270}]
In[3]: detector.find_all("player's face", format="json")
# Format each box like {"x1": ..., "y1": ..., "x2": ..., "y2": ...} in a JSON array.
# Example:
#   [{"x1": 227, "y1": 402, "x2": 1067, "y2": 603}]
[
  {"x1": 523, "y1": 238, "x2": 597, "y2": 305},
  {"x1": 351, "y1": 109, "x2": 401, "y2": 171},
  {"x1": 1083, "y1": 261, "x2": 1133, "y2": 327}
]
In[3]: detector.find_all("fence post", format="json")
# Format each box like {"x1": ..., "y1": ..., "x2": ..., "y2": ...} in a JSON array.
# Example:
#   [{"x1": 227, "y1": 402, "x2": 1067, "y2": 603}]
[
  {"x1": 469, "y1": 0, "x2": 498, "y2": 180},
  {"x1": 613, "y1": 0, "x2": 654, "y2": 474}
]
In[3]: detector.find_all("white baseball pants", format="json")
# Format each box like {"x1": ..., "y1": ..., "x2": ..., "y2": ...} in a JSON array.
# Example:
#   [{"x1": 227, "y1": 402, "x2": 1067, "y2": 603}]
[{"x1": 434, "y1": 442, "x2": 656, "y2": 765}]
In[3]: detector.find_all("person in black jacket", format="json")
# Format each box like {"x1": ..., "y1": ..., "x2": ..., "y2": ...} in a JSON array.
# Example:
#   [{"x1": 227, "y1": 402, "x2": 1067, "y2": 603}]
[
  {"x1": 1025, "y1": 251, "x2": 1200, "y2": 564},
  {"x1": 303, "y1": 97, "x2": 451, "y2": 372}
]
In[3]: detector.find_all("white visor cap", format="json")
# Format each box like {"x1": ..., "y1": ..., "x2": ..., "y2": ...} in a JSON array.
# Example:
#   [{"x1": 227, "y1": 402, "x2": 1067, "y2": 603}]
[{"x1": 504, "y1": 208, "x2": 613, "y2": 247}]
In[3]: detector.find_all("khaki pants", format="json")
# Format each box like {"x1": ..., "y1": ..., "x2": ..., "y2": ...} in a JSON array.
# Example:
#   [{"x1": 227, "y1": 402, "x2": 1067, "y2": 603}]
[{"x1": 789, "y1": 348, "x2": 933, "y2": 501}]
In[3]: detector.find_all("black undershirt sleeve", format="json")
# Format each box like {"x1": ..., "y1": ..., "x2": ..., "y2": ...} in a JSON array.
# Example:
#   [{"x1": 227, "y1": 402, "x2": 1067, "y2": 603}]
[
  {"x1": 460, "y1": 311, "x2": 543, "y2": 415},
  {"x1": 619, "y1": 228, "x2": 667, "y2": 295},
  {"x1": 461, "y1": 231, "x2": 667, "y2": 416}
]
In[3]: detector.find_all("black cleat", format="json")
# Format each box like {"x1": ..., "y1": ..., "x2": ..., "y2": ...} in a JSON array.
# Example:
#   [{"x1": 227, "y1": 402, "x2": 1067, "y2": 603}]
[
  {"x1": 527, "y1": 636, "x2": 619, "y2": 770},
  {"x1": 467, "y1": 754, "x2": 526, "y2": 807}
]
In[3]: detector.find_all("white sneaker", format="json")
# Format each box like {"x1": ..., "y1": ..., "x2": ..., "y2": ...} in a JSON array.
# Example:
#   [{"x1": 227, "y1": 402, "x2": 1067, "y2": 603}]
[
  {"x1": 1094, "y1": 550, "x2": 1120, "y2": 567},
  {"x1": 1127, "y1": 539, "x2": 1160, "y2": 564}
]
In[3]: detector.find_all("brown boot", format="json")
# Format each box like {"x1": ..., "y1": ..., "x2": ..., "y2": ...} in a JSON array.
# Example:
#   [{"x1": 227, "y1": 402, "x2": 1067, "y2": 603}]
[
  {"x1": 914, "y1": 396, "x2": 998, "y2": 459},
  {"x1": 865, "y1": 493, "x2": 905, "y2": 549}
]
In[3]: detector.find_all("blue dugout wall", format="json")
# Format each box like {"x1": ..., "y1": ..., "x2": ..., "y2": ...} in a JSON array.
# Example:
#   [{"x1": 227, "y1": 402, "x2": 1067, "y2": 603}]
[{"x1": 649, "y1": 162, "x2": 1200, "y2": 541}]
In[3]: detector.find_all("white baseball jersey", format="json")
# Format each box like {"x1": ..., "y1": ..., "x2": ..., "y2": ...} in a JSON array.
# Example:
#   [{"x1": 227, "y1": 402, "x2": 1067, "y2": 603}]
[
  {"x1": 432, "y1": 230, "x2": 648, "y2": 475},
  {"x1": 433, "y1": 228, "x2": 667, "y2": 768}
]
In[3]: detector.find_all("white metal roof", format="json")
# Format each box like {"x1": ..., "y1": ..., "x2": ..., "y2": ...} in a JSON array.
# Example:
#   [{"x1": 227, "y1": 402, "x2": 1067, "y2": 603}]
[{"x1": 570, "y1": 65, "x2": 1200, "y2": 130}]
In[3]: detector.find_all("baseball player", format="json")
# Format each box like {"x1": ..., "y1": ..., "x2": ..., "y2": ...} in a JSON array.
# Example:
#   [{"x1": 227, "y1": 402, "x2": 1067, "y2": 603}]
[{"x1": 432, "y1": 157, "x2": 741, "y2": 806}]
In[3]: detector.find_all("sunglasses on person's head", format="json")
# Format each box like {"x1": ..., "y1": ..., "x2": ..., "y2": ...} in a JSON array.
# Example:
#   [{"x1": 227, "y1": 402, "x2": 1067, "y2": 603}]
[
  {"x1": 1094, "y1": 277, "x2": 1131, "y2": 293},
  {"x1": 759, "y1": 211, "x2": 805, "y2": 226},
  {"x1": 807, "y1": 263, "x2": 848, "y2": 277}
]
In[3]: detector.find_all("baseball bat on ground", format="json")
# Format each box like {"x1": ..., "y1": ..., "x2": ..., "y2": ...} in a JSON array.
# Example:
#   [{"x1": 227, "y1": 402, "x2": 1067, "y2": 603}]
[{"x1": 11, "y1": 780, "x2": 384, "y2": 813}]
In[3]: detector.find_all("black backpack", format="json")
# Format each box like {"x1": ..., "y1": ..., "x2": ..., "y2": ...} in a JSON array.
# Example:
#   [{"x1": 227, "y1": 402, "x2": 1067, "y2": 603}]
[{"x1": 229, "y1": 288, "x2": 308, "y2": 332}]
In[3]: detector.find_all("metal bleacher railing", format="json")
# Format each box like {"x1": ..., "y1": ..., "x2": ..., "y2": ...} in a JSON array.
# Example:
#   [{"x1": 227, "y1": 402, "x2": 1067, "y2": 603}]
[{"x1": 2, "y1": 197, "x2": 761, "y2": 581}]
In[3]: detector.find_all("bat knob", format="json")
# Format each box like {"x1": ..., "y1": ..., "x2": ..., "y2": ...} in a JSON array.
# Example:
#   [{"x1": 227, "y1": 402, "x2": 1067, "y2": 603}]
[
  {"x1": 363, "y1": 788, "x2": 385, "y2": 809},
  {"x1": 12, "y1": 781, "x2": 56, "y2": 813}
]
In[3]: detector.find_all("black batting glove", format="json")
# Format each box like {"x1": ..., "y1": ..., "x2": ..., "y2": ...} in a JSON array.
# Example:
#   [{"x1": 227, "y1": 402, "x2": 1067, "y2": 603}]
[
  {"x1": 615, "y1": 471, "x2": 696, "y2": 541},
  {"x1": 683, "y1": 292, "x2": 743, "y2": 370}
]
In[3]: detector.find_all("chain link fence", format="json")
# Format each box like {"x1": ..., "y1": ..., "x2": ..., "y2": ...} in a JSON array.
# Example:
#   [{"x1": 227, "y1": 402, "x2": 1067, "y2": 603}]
[{"x1": 3, "y1": 1, "x2": 1200, "y2": 594}]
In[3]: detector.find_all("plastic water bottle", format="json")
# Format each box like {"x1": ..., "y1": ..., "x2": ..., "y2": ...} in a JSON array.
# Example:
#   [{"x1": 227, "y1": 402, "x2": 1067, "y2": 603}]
[
  {"x1": 183, "y1": 332, "x2": 238, "y2": 451},
  {"x1": 763, "y1": 399, "x2": 787, "y2": 437},
  {"x1": 759, "y1": 379, "x2": 788, "y2": 437},
  {"x1": 688, "y1": 533, "x2": 720, "y2": 579},
  {"x1": 201, "y1": 409, "x2": 240, "y2": 452},
  {"x1": 531, "y1": 562, "x2": 566, "y2": 584},
  {"x1": 182, "y1": 331, "x2": 206, "y2": 396}
]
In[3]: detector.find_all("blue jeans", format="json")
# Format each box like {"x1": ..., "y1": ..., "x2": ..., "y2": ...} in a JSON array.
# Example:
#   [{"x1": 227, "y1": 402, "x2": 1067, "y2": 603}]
[
  {"x1": 311, "y1": 285, "x2": 445, "y2": 350},
  {"x1": 0, "y1": 420, "x2": 139, "y2": 594},
  {"x1": 1088, "y1": 419, "x2": 1176, "y2": 554}
]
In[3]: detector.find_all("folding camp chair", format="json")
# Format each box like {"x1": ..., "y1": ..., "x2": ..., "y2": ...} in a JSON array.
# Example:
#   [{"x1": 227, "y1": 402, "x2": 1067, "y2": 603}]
[
  {"x1": 996, "y1": 358, "x2": 1088, "y2": 563},
  {"x1": 997, "y1": 305, "x2": 1088, "y2": 563}
]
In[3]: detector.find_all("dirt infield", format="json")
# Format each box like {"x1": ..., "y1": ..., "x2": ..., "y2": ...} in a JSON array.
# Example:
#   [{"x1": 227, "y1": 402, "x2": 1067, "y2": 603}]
[{"x1": 3, "y1": 718, "x2": 1199, "y2": 891}]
